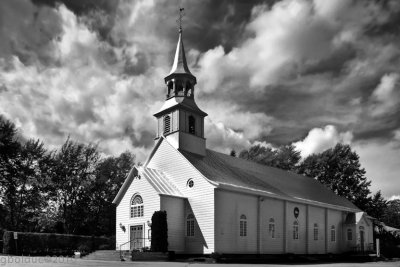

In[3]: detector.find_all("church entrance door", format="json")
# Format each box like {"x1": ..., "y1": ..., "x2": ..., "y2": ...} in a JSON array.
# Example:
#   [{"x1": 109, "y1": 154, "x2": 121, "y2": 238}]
[{"x1": 130, "y1": 225, "x2": 143, "y2": 250}]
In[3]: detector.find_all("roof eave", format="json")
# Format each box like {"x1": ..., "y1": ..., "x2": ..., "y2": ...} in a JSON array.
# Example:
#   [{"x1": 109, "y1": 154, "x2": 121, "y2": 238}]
[
  {"x1": 216, "y1": 183, "x2": 361, "y2": 213},
  {"x1": 112, "y1": 166, "x2": 139, "y2": 205}
]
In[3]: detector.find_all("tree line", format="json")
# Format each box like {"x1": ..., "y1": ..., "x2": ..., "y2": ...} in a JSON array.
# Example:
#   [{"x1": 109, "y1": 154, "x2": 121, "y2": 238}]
[
  {"x1": 0, "y1": 116, "x2": 134, "y2": 236},
  {"x1": 236, "y1": 143, "x2": 400, "y2": 229},
  {"x1": 2, "y1": 113, "x2": 400, "y2": 237}
]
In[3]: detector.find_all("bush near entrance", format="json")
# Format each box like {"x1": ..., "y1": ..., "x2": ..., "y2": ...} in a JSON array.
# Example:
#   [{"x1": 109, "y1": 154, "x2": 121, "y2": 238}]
[
  {"x1": 151, "y1": 211, "x2": 168, "y2": 252},
  {"x1": 2, "y1": 231, "x2": 114, "y2": 256}
]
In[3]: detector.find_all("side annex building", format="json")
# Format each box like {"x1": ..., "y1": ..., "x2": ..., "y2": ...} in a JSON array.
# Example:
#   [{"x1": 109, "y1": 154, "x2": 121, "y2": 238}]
[{"x1": 112, "y1": 26, "x2": 373, "y2": 255}]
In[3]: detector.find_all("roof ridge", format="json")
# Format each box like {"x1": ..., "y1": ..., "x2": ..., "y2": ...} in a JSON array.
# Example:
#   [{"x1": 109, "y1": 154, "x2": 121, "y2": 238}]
[{"x1": 205, "y1": 148, "x2": 306, "y2": 178}]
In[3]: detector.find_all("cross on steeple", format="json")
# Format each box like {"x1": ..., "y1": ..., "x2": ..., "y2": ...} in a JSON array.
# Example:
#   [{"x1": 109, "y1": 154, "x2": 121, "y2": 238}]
[{"x1": 176, "y1": 7, "x2": 185, "y2": 32}]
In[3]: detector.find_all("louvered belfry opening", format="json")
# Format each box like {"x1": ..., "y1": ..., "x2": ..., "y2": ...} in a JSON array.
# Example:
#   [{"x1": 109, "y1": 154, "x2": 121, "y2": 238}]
[{"x1": 164, "y1": 115, "x2": 171, "y2": 134}]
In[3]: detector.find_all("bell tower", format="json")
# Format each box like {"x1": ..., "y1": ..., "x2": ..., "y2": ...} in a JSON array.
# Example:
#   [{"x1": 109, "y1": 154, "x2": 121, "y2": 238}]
[{"x1": 154, "y1": 10, "x2": 207, "y2": 156}]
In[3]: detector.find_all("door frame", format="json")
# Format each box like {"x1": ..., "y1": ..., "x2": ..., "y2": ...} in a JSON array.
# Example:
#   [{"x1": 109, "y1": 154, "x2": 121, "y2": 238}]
[{"x1": 129, "y1": 223, "x2": 145, "y2": 250}]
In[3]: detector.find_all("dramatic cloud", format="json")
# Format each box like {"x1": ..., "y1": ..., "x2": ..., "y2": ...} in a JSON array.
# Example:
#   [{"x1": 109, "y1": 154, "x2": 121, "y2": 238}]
[
  {"x1": 293, "y1": 125, "x2": 353, "y2": 158},
  {"x1": 1, "y1": 0, "x2": 400, "y2": 198},
  {"x1": 369, "y1": 73, "x2": 400, "y2": 117}
]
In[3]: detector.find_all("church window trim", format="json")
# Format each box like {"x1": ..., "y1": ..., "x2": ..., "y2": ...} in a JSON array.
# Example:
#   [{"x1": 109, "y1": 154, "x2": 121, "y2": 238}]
[
  {"x1": 331, "y1": 225, "x2": 336, "y2": 242},
  {"x1": 164, "y1": 115, "x2": 171, "y2": 135},
  {"x1": 313, "y1": 223, "x2": 318, "y2": 241},
  {"x1": 293, "y1": 221, "x2": 299, "y2": 240},
  {"x1": 269, "y1": 218, "x2": 275, "y2": 239},
  {"x1": 130, "y1": 194, "x2": 144, "y2": 218},
  {"x1": 186, "y1": 214, "x2": 195, "y2": 237},
  {"x1": 347, "y1": 228, "x2": 353, "y2": 241},
  {"x1": 240, "y1": 214, "x2": 247, "y2": 237},
  {"x1": 188, "y1": 115, "x2": 195, "y2": 135}
]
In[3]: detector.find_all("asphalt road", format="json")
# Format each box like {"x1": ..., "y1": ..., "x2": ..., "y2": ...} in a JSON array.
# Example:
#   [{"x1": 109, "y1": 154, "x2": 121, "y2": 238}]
[{"x1": 1, "y1": 256, "x2": 400, "y2": 267}]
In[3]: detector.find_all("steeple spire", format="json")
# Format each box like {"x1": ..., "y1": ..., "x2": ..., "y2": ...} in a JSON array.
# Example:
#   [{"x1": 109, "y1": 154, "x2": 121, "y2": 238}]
[
  {"x1": 168, "y1": 29, "x2": 192, "y2": 75},
  {"x1": 169, "y1": 7, "x2": 192, "y2": 75}
]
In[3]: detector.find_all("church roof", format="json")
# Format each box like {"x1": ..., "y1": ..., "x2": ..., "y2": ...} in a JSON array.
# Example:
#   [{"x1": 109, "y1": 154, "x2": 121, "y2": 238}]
[
  {"x1": 139, "y1": 166, "x2": 183, "y2": 197},
  {"x1": 180, "y1": 149, "x2": 360, "y2": 211},
  {"x1": 153, "y1": 96, "x2": 207, "y2": 117},
  {"x1": 112, "y1": 165, "x2": 183, "y2": 205}
]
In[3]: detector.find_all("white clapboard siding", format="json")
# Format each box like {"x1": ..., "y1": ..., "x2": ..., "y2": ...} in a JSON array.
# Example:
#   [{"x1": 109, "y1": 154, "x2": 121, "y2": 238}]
[
  {"x1": 160, "y1": 195, "x2": 185, "y2": 253},
  {"x1": 260, "y1": 197, "x2": 285, "y2": 254},
  {"x1": 357, "y1": 216, "x2": 373, "y2": 250},
  {"x1": 307, "y1": 206, "x2": 326, "y2": 254},
  {"x1": 184, "y1": 200, "x2": 205, "y2": 253},
  {"x1": 286, "y1": 202, "x2": 307, "y2": 254},
  {"x1": 215, "y1": 190, "x2": 258, "y2": 253},
  {"x1": 147, "y1": 139, "x2": 215, "y2": 253},
  {"x1": 327, "y1": 209, "x2": 343, "y2": 253},
  {"x1": 116, "y1": 173, "x2": 160, "y2": 250}
]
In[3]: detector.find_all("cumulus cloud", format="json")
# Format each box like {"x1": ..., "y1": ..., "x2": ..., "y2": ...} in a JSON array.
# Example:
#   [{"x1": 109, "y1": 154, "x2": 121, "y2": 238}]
[
  {"x1": 293, "y1": 125, "x2": 353, "y2": 158},
  {"x1": 389, "y1": 195, "x2": 400, "y2": 201},
  {"x1": 369, "y1": 73, "x2": 400, "y2": 117}
]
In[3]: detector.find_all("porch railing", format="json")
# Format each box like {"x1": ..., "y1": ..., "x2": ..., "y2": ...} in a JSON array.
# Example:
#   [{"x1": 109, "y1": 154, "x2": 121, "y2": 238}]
[
  {"x1": 119, "y1": 238, "x2": 151, "y2": 260},
  {"x1": 351, "y1": 243, "x2": 375, "y2": 254}
]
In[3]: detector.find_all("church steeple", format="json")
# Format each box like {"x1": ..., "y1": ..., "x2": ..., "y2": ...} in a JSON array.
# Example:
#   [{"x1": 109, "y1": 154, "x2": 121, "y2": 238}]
[
  {"x1": 164, "y1": 27, "x2": 197, "y2": 99},
  {"x1": 154, "y1": 9, "x2": 207, "y2": 156}
]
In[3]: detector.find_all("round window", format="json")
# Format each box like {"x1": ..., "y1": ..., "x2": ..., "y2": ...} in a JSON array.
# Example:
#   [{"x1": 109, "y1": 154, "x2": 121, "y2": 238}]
[{"x1": 187, "y1": 179, "x2": 194, "y2": 188}]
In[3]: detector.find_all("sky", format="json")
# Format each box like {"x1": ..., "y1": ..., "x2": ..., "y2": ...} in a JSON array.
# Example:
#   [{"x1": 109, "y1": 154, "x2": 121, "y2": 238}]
[{"x1": 0, "y1": 0, "x2": 399, "y2": 199}]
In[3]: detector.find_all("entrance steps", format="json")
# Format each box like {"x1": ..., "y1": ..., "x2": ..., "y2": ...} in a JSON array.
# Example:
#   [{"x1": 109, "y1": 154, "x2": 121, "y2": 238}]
[{"x1": 82, "y1": 250, "x2": 130, "y2": 261}]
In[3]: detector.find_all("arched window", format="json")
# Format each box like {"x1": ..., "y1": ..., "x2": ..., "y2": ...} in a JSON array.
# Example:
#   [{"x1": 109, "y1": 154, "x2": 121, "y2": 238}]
[
  {"x1": 293, "y1": 221, "x2": 299, "y2": 240},
  {"x1": 347, "y1": 229, "x2": 353, "y2": 241},
  {"x1": 269, "y1": 218, "x2": 275, "y2": 238},
  {"x1": 130, "y1": 195, "x2": 143, "y2": 218},
  {"x1": 331, "y1": 225, "x2": 336, "y2": 242},
  {"x1": 313, "y1": 223, "x2": 318, "y2": 240},
  {"x1": 240, "y1": 215, "x2": 247, "y2": 237},
  {"x1": 164, "y1": 115, "x2": 171, "y2": 134},
  {"x1": 188, "y1": 115, "x2": 195, "y2": 134},
  {"x1": 186, "y1": 214, "x2": 195, "y2": 237}
]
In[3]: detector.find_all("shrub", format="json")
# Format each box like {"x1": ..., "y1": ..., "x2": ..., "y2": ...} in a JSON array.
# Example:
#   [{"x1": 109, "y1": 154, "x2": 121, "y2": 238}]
[
  {"x1": 0, "y1": 228, "x2": 4, "y2": 253},
  {"x1": 2, "y1": 231, "x2": 15, "y2": 254},
  {"x1": 98, "y1": 244, "x2": 111, "y2": 250},
  {"x1": 77, "y1": 244, "x2": 91, "y2": 253},
  {"x1": 151, "y1": 211, "x2": 168, "y2": 252},
  {"x1": 2, "y1": 231, "x2": 114, "y2": 256}
]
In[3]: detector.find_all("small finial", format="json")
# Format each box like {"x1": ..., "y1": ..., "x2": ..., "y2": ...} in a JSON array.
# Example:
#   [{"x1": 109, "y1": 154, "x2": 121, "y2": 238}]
[{"x1": 176, "y1": 7, "x2": 185, "y2": 32}]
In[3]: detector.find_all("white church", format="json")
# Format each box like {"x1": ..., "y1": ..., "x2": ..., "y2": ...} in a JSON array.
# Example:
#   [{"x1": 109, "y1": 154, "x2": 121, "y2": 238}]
[{"x1": 112, "y1": 25, "x2": 374, "y2": 255}]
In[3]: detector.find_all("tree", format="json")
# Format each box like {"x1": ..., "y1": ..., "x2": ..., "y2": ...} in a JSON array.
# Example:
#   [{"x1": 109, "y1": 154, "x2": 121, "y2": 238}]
[
  {"x1": 229, "y1": 150, "x2": 236, "y2": 157},
  {"x1": 0, "y1": 116, "x2": 21, "y2": 229},
  {"x1": 297, "y1": 143, "x2": 371, "y2": 210},
  {"x1": 0, "y1": 116, "x2": 52, "y2": 231},
  {"x1": 364, "y1": 191, "x2": 387, "y2": 221},
  {"x1": 383, "y1": 199, "x2": 400, "y2": 229},
  {"x1": 49, "y1": 137, "x2": 100, "y2": 234},
  {"x1": 87, "y1": 151, "x2": 135, "y2": 235},
  {"x1": 273, "y1": 145, "x2": 301, "y2": 171},
  {"x1": 151, "y1": 211, "x2": 168, "y2": 252},
  {"x1": 239, "y1": 145, "x2": 277, "y2": 165},
  {"x1": 239, "y1": 144, "x2": 300, "y2": 171}
]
